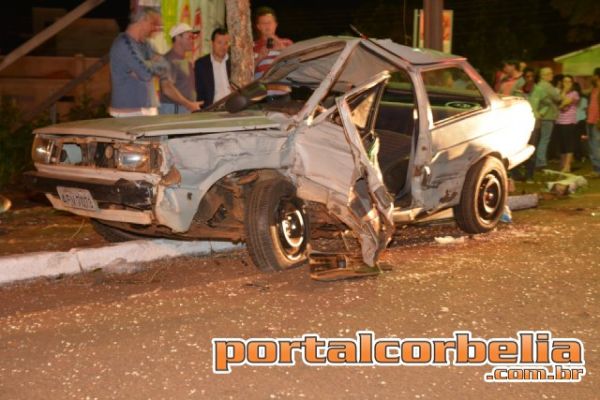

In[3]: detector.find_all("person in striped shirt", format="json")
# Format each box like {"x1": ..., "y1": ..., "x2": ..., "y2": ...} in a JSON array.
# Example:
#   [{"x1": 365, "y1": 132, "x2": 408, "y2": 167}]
[
  {"x1": 555, "y1": 75, "x2": 580, "y2": 173},
  {"x1": 253, "y1": 7, "x2": 293, "y2": 80}
]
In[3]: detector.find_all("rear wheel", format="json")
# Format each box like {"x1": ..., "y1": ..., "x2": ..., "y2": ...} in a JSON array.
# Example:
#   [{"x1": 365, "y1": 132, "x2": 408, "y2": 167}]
[
  {"x1": 245, "y1": 179, "x2": 309, "y2": 272},
  {"x1": 454, "y1": 156, "x2": 507, "y2": 234}
]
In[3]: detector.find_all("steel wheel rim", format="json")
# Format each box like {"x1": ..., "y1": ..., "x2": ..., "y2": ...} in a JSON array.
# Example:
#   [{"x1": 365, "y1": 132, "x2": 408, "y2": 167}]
[
  {"x1": 275, "y1": 198, "x2": 306, "y2": 260},
  {"x1": 478, "y1": 172, "x2": 502, "y2": 221}
]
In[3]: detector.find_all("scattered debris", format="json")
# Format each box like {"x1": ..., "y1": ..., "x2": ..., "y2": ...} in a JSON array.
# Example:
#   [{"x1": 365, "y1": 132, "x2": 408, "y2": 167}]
[
  {"x1": 309, "y1": 252, "x2": 382, "y2": 281},
  {"x1": 500, "y1": 205, "x2": 513, "y2": 223},
  {"x1": 543, "y1": 169, "x2": 588, "y2": 196},
  {"x1": 507, "y1": 194, "x2": 539, "y2": 211},
  {"x1": 244, "y1": 281, "x2": 271, "y2": 291},
  {"x1": 69, "y1": 218, "x2": 86, "y2": 239},
  {"x1": 434, "y1": 236, "x2": 466, "y2": 245}
]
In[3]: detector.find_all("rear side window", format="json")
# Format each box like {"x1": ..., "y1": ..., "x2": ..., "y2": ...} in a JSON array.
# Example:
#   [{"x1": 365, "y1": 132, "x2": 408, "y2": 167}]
[{"x1": 421, "y1": 67, "x2": 486, "y2": 124}]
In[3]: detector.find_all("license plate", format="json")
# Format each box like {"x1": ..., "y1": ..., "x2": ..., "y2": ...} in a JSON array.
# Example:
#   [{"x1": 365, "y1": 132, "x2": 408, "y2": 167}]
[{"x1": 56, "y1": 186, "x2": 98, "y2": 211}]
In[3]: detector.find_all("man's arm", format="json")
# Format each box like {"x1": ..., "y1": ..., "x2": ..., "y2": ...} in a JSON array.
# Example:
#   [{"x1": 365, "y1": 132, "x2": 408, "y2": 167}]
[
  {"x1": 113, "y1": 36, "x2": 167, "y2": 82},
  {"x1": 548, "y1": 85, "x2": 562, "y2": 103},
  {"x1": 559, "y1": 91, "x2": 578, "y2": 108},
  {"x1": 529, "y1": 87, "x2": 541, "y2": 119},
  {"x1": 253, "y1": 37, "x2": 293, "y2": 68},
  {"x1": 161, "y1": 79, "x2": 203, "y2": 111}
]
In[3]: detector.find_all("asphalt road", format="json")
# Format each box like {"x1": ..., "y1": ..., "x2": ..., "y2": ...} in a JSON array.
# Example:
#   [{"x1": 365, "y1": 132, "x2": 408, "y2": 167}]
[{"x1": 0, "y1": 190, "x2": 599, "y2": 399}]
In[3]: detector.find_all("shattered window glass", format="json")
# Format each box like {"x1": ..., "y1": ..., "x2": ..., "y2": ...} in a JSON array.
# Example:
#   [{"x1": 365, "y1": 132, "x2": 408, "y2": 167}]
[{"x1": 349, "y1": 89, "x2": 377, "y2": 131}]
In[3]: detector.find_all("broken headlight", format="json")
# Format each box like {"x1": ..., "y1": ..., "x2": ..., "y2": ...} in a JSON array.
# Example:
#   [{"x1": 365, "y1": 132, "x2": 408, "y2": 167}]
[
  {"x1": 32, "y1": 136, "x2": 57, "y2": 164},
  {"x1": 116, "y1": 144, "x2": 151, "y2": 172}
]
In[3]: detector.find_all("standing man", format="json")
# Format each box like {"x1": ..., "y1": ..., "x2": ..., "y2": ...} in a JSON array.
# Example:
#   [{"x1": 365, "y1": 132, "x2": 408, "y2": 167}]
[
  {"x1": 530, "y1": 67, "x2": 562, "y2": 169},
  {"x1": 253, "y1": 7, "x2": 292, "y2": 79},
  {"x1": 585, "y1": 67, "x2": 600, "y2": 178},
  {"x1": 109, "y1": 7, "x2": 200, "y2": 117},
  {"x1": 497, "y1": 60, "x2": 525, "y2": 97},
  {"x1": 159, "y1": 23, "x2": 201, "y2": 114},
  {"x1": 194, "y1": 28, "x2": 232, "y2": 107}
]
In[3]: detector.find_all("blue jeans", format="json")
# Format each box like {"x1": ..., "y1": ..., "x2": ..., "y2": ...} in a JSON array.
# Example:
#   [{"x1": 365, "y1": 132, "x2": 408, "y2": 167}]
[
  {"x1": 158, "y1": 103, "x2": 190, "y2": 115},
  {"x1": 535, "y1": 120, "x2": 554, "y2": 168},
  {"x1": 587, "y1": 123, "x2": 600, "y2": 173}
]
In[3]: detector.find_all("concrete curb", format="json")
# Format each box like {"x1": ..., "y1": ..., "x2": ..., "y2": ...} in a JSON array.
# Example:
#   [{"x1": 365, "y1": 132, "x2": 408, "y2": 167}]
[{"x1": 0, "y1": 240, "x2": 243, "y2": 285}]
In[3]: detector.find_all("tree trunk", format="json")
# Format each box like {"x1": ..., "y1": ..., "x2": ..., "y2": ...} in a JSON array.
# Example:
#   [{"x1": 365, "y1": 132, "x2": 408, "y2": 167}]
[{"x1": 225, "y1": 0, "x2": 254, "y2": 87}]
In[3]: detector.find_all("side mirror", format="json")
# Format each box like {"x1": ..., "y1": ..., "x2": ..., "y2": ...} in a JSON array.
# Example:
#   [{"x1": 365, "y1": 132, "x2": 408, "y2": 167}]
[
  {"x1": 224, "y1": 83, "x2": 268, "y2": 113},
  {"x1": 225, "y1": 93, "x2": 249, "y2": 113},
  {"x1": 247, "y1": 84, "x2": 268, "y2": 102}
]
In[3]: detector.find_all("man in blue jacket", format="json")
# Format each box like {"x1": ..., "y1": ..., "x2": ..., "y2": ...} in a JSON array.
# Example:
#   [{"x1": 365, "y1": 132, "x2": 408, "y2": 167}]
[
  {"x1": 109, "y1": 7, "x2": 201, "y2": 117},
  {"x1": 194, "y1": 28, "x2": 232, "y2": 107}
]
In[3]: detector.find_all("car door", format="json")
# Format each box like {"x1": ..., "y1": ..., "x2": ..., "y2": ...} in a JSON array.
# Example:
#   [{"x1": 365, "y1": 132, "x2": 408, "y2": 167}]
[
  {"x1": 416, "y1": 64, "x2": 494, "y2": 210},
  {"x1": 293, "y1": 72, "x2": 394, "y2": 266}
]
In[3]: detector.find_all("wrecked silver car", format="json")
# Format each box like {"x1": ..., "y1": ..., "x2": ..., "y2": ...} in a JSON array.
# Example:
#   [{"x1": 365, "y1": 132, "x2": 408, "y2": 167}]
[{"x1": 25, "y1": 36, "x2": 535, "y2": 274}]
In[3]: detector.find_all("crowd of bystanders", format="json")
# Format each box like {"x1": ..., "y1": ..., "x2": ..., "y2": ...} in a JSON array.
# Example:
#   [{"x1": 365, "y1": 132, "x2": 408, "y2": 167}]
[
  {"x1": 108, "y1": 6, "x2": 291, "y2": 117},
  {"x1": 495, "y1": 61, "x2": 600, "y2": 179}
]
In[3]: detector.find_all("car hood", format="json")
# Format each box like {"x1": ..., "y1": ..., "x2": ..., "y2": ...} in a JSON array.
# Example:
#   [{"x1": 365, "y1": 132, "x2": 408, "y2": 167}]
[{"x1": 34, "y1": 111, "x2": 281, "y2": 140}]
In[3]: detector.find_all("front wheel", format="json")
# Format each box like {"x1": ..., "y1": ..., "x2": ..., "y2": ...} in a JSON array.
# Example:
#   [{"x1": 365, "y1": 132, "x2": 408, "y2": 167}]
[
  {"x1": 454, "y1": 156, "x2": 507, "y2": 234},
  {"x1": 245, "y1": 179, "x2": 309, "y2": 272}
]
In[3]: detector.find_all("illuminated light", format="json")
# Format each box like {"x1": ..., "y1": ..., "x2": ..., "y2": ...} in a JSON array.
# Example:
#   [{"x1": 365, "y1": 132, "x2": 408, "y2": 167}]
[
  {"x1": 31, "y1": 137, "x2": 54, "y2": 164},
  {"x1": 116, "y1": 144, "x2": 150, "y2": 171}
]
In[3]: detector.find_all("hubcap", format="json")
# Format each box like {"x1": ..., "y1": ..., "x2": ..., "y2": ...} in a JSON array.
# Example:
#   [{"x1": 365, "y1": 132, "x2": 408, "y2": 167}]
[
  {"x1": 276, "y1": 198, "x2": 306, "y2": 260},
  {"x1": 478, "y1": 173, "x2": 502, "y2": 221}
]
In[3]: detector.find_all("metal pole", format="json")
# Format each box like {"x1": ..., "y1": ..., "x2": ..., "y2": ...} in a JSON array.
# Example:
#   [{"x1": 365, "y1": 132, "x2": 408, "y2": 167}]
[{"x1": 423, "y1": 0, "x2": 444, "y2": 51}]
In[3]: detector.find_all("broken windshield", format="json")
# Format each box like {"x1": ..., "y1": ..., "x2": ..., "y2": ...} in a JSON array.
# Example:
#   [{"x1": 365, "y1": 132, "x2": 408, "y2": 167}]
[{"x1": 207, "y1": 44, "x2": 346, "y2": 115}]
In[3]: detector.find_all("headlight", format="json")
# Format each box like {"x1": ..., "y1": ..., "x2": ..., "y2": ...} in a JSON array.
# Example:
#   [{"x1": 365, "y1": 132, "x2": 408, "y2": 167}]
[
  {"x1": 32, "y1": 137, "x2": 56, "y2": 164},
  {"x1": 116, "y1": 144, "x2": 150, "y2": 171}
]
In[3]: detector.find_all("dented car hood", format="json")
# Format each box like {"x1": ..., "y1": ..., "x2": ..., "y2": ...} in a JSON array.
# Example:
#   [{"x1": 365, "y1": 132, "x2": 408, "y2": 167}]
[{"x1": 34, "y1": 111, "x2": 281, "y2": 140}]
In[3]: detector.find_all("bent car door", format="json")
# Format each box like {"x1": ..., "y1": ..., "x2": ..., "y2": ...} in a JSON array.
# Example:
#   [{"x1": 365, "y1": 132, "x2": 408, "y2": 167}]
[
  {"x1": 418, "y1": 65, "x2": 492, "y2": 209},
  {"x1": 293, "y1": 72, "x2": 394, "y2": 266}
]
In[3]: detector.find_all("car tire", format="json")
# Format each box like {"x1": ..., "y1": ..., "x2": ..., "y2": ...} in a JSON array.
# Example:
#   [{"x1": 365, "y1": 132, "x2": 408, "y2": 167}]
[
  {"x1": 90, "y1": 219, "x2": 147, "y2": 242},
  {"x1": 454, "y1": 156, "x2": 507, "y2": 234},
  {"x1": 245, "y1": 178, "x2": 309, "y2": 272}
]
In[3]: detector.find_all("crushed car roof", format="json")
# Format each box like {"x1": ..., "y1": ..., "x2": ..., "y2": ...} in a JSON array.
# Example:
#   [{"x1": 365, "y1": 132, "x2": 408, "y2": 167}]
[{"x1": 276, "y1": 36, "x2": 465, "y2": 65}]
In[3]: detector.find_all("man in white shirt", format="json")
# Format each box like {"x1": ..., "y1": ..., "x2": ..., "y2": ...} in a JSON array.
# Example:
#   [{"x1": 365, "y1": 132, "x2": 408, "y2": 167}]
[{"x1": 194, "y1": 28, "x2": 232, "y2": 107}]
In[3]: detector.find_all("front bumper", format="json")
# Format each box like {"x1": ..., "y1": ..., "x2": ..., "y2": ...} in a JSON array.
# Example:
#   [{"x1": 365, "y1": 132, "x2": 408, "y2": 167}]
[{"x1": 23, "y1": 171, "x2": 154, "y2": 210}]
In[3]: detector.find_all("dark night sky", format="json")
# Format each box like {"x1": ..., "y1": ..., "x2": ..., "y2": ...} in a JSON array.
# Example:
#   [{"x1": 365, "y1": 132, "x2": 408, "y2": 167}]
[{"x1": 1, "y1": 0, "x2": 598, "y2": 70}]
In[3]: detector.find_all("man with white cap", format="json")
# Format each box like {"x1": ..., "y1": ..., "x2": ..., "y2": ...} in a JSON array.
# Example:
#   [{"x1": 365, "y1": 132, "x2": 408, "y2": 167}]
[{"x1": 159, "y1": 22, "x2": 202, "y2": 114}]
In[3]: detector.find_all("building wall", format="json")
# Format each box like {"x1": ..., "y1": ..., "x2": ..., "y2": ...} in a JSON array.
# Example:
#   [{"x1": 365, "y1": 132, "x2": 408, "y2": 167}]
[
  {"x1": 559, "y1": 47, "x2": 600, "y2": 77},
  {"x1": 0, "y1": 55, "x2": 110, "y2": 119}
]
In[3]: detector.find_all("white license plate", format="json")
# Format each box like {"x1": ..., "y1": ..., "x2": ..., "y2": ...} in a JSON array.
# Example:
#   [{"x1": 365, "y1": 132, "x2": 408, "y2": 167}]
[{"x1": 56, "y1": 186, "x2": 98, "y2": 211}]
